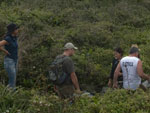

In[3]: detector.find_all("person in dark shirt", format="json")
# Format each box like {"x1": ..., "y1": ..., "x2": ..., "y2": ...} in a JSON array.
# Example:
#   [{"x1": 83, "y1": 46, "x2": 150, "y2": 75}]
[
  {"x1": 55, "y1": 42, "x2": 81, "y2": 99},
  {"x1": 108, "y1": 47, "x2": 123, "y2": 88},
  {"x1": 0, "y1": 23, "x2": 19, "y2": 89}
]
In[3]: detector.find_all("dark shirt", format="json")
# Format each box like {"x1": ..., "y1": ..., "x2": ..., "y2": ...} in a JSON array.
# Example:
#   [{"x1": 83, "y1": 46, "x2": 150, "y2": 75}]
[
  {"x1": 110, "y1": 58, "x2": 123, "y2": 81},
  {"x1": 4, "y1": 35, "x2": 18, "y2": 61},
  {"x1": 57, "y1": 55, "x2": 75, "y2": 85}
]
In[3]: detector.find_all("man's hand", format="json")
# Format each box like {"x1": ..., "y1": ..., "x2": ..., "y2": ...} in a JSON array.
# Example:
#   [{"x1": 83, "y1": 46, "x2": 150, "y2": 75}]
[
  {"x1": 113, "y1": 83, "x2": 118, "y2": 89},
  {"x1": 74, "y1": 89, "x2": 83, "y2": 94}
]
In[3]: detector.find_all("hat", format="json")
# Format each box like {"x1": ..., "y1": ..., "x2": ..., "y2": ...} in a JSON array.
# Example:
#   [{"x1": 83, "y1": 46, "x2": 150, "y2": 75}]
[
  {"x1": 7, "y1": 23, "x2": 19, "y2": 34},
  {"x1": 64, "y1": 43, "x2": 78, "y2": 50},
  {"x1": 129, "y1": 47, "x2": 139, "y2": 54}
]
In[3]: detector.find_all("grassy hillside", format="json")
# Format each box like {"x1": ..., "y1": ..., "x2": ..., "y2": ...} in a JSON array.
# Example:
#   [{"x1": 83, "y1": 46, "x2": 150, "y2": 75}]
[{"x1": 1, "y1": 0, "x2": 150, "y2": 112}]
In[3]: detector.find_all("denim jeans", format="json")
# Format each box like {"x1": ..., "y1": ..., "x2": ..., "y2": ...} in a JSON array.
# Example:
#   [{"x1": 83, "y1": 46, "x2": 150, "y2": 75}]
[{"x1": 4, "y1": 57, "x2": 17, "y2": 88}]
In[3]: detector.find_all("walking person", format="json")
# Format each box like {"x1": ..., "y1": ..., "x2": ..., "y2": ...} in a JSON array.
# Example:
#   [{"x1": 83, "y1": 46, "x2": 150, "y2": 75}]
[
  {"x1": 113, "y1": 47, "x2": 150, "y2": 90},
  {"x1": 108, "y1": 47, "x2": 123, "y2": 88},
  {"x1": 0, "y1": 23, "x2": 19, "y2": 89},
  {"x1": 50, "y1": 42, "x2": 82, "y2": 99}
]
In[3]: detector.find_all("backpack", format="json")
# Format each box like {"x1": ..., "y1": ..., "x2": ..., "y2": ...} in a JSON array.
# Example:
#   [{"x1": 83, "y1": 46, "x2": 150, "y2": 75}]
[{"x1": 48, "y1": 56, "x2": 68, "y2": 85}]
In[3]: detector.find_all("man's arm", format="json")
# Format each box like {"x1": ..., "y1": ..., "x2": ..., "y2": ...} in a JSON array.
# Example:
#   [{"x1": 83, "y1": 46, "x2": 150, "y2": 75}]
[
  {"x1": 70, "y1": 72, "x2": 80, "y2": 90},
  {"x1": 113, "y1": 63, "x2": 121, "y2": 88},
  {"x1": 137, "y1": 60, "x2": 150, "y2": 80}
]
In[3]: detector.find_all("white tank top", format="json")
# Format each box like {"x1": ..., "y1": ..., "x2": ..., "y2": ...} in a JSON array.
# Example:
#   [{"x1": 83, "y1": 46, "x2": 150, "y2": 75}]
[{"x1": 120, "y1": 56, "x2": 141, "y2": 90}]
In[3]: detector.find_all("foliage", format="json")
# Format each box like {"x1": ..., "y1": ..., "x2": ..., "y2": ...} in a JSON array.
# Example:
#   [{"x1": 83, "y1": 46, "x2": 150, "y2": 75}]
[
  {"x1": 0, "y1": 0, "x2": 150, "y2": 89},
  {"x1": 1, "y1": 0, "x2": 150, "y2": 112},
  {"x1": 1, "y1": 84, "x2": 150, "y2": 113}
]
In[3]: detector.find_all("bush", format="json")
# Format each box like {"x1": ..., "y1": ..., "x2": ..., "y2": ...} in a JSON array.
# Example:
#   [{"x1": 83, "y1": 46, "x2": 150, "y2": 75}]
[
  {"x1": 1, "y1": 84, "x2": 150, "y2": 113},
  {"x1": 0, "y1": 85, "x2": 32, "y2": 113}
]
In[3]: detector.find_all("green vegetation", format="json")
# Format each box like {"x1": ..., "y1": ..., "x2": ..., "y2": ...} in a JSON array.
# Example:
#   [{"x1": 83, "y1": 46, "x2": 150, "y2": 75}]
[
  {"x1": 1, "y1": 84, "x2": 150, "y2": 113},
  {"x1": 1, "y1": 0, "x2": 150, "y2": 112}
]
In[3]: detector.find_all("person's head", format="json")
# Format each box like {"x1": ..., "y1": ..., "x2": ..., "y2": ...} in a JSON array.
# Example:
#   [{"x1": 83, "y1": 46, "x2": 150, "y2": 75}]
[
  {"x1": 131, "y1": 44, "x2": 140, "y2": 58},
  {"x1": 129, "y1": 47, "x2": 139, "y2": 57},
  {"x1": 114, "y1": 47, "x2": 123, "y2": 60},
  {"x1": 64, "y1": 43, "x2": 78, "y2": 56},
  {"x1": 7, "y1": 23, "x2": 19, "y2": 36}
]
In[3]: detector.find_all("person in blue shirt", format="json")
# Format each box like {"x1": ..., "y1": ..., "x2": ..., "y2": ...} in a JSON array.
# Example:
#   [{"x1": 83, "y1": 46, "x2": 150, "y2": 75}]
[{"x1": 0, "y1": 23, "x2": 19, "y2": 88}]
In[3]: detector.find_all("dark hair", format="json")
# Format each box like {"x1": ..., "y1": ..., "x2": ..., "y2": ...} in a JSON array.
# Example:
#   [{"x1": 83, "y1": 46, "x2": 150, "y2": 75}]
[
  {"x1": 129, "y1": 47, "x2": 139, "y2": 54},
  {"x1": 2, "y1": 23, "x2": 19, "y2": 38},
  {"x1": 114, "y1": 47, "x2": 124, "y2": 56}
]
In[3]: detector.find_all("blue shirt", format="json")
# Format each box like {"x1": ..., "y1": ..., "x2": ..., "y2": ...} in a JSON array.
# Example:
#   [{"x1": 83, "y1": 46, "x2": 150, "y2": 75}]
[{"x1": 4, "y1": 35, "x2": 18, "y2": 61}]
